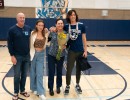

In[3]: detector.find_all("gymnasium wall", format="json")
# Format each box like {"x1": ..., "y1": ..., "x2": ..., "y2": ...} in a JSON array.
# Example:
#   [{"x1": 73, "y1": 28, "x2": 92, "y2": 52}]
[
  {"x1": 1, "y1": 7, "x2": 130, "y2": 20},
  {"x1": 3, "y1": 0, "x2": 130, "y2": 9},
  {"x1": 0, "y1": 0, "x2": 130, "y2": 40},
  {"x1": 0, "y1": 18, "x2": 130, "y2": 41}
]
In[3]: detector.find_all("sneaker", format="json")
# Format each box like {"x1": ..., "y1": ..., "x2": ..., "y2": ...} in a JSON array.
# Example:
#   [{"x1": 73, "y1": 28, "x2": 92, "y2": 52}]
[
  {"x1": 39, "y1": 94, "x2": 46, "y2": 100},
  {"x1": 64, "y1": 86, "x2": 70, "y2": 95},
  {"x1": 49, "y1": 90, "x2": 54, "y2": 96},
  {"x1": 56, "y1": 87, "x2": 61, "y2": 94},
  {"x1": 33, "y1": 91, "x2": 37, "y2": 95},
  {"x1": 75, "y1": 85, "x2": 82, "y2": 94}
]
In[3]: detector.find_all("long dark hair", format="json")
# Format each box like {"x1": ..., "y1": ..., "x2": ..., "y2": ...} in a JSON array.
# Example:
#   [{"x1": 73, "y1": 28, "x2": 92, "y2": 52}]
[
  {"x1": 32, "y1": 19, "x2": 45, "y2": 38},
  {"x1": 66, "y1": 10, "x2": 79, "y2": 24}
]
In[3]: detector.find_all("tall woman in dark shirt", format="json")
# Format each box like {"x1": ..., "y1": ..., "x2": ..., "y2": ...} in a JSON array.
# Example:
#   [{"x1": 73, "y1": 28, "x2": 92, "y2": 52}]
[{"x1": 30, "y1": 19, "x2": 48, "y2": 100}]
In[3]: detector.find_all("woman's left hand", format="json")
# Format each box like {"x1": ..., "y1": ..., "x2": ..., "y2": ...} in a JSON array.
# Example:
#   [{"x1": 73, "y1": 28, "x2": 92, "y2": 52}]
[
  {"x1": 49, "y1": 26, "x2": 57, "y2": 32},
  {"x1": 83, "y1": 51, "x2": 87, "y2": 58}
]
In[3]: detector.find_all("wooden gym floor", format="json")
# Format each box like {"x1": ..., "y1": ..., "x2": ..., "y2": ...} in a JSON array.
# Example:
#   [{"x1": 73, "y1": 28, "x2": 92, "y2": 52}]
[{"x1": 0, "y1": 41, "x2": 130, "y2": 100}]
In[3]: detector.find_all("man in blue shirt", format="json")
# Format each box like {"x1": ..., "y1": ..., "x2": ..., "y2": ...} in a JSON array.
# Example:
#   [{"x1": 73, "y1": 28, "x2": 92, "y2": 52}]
[{"x1": 7, "y1": 12, "x2": 31, "y2": 100}]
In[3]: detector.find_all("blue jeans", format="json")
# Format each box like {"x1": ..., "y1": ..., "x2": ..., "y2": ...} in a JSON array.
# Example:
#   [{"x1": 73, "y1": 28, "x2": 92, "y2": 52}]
[
  {"x1": 48, "y1": 54, "x2": 65, "y2": 90},
  {"x1": 30, "y1": 50, "x2": 45, "y2": 95},
  {"x1": 13, "y1": 54, "x2": 30, "y2": 94}
]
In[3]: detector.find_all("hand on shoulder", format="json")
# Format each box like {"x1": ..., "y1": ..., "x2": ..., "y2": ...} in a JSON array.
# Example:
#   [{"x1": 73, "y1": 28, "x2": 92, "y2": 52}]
[
  {"x1": 49, "y1": 26, "x2": 57, "y2": 33},
  {"x1": 44, "y1": 28, "x2": 48, "y2": 34}
]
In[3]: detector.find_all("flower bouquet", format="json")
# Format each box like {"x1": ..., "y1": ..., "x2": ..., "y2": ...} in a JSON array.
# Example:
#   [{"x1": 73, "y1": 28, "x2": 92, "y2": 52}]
[{"x1": 56, "y1": 31, "x2": 68, "y2": 60}]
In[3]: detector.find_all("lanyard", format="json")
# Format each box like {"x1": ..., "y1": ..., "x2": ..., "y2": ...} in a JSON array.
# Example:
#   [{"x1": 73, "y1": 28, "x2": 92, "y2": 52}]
[{"x1": 69, "y1": 22, "x2": 79, "y2": 40}]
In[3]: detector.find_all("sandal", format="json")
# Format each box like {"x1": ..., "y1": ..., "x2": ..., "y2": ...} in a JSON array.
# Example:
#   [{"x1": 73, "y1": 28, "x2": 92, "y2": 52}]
[
  {"x1": 12, "y1": 94, "x2": 18, "y2": 100},
  {"x1": 20, "y1": 92, "x2": 30, "y2": 97}
]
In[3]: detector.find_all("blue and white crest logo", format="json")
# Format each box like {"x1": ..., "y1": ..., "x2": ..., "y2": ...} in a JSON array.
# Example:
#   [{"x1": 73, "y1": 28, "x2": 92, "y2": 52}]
[
  {"x1": 69, "y1": 29, "x2": 79, "y2": 40},
  {"x1": 36, "y1": 0, "x2": 68, "y2": 19}
]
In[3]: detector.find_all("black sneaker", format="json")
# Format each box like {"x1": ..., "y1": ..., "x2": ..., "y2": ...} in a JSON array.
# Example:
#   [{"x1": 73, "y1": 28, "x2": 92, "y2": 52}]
[
  {"x1": 64, "y1": 86, "x2": 70, "y2": 95},
  {"x1": 75, "y1": 85, "x2": 82, "y2": 94},
  {"x1": 49, "y1": 90, "x2": 54, "y2": 96},
  {"x1": 56, "y1": 87, "x2": 61, "y2": 94}
]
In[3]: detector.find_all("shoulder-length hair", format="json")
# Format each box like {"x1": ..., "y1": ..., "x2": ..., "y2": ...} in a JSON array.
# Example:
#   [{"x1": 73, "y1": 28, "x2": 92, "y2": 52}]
[{"x1": 66, "y1": 10, "x2": 79, "y2": 24}]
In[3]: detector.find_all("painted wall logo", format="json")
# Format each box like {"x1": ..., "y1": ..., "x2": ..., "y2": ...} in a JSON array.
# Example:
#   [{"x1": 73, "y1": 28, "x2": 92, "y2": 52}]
[{"x1": 36, "y1": 0, "x2": 68, "y2": 19}]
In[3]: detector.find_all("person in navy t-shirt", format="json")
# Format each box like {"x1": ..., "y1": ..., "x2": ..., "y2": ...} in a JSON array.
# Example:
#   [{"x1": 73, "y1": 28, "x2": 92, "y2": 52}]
[{"x1": 64, "y1": 10, "x2": 87, "y2": 95}]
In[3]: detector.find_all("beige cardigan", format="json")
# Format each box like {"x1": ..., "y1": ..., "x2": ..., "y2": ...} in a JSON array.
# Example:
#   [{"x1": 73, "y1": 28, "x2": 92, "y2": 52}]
[{"x1": 30, "y1": 31, "x2": 48, "y2": 61}]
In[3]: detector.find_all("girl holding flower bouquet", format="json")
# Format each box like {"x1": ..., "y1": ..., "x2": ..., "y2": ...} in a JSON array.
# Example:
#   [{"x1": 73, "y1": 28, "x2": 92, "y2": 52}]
[{"x1": 48, "y1": 19, "x2": 67, "y2": 96}]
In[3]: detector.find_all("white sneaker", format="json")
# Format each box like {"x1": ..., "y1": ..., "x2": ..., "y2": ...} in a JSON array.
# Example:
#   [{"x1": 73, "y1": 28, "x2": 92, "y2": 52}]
[
  {"x1": 39, "y1": 95, "x2": 46, "y2": 100},
  {"x1": 33, "y1": 91, "x2": 37, "y2": 95}
]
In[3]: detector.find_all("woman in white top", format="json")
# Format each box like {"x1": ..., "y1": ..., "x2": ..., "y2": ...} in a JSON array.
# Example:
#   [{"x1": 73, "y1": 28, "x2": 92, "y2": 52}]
[{"x1": 30, "y1": 19, "x2": 48, "y2": 100}]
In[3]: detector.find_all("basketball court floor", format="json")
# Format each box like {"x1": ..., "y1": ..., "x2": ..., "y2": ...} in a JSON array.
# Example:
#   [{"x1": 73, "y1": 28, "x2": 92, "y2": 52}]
[{"x1": 0, "y1": 41, "x2": 130, "y2": 100}]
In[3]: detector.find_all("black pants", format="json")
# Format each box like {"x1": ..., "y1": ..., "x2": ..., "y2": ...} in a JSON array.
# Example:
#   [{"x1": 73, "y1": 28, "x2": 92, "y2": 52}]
[
  {"x1": 48, "y1": 54, "x2": 65, "y2": 90},
  {"x1": 66, "y1": 50, "x2": 83, "y2": 86}
]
